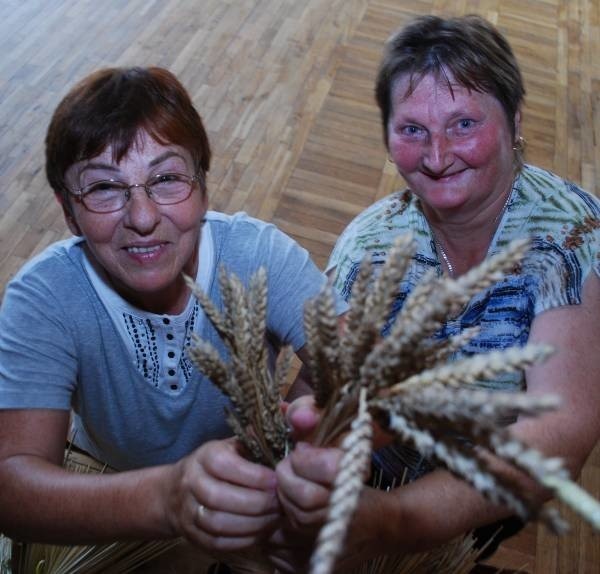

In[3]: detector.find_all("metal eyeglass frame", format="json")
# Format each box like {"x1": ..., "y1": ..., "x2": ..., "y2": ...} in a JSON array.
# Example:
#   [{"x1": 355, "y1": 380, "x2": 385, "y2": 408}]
[{"x1": 68, "y1": 172, "x2": 203, "y2": 214}]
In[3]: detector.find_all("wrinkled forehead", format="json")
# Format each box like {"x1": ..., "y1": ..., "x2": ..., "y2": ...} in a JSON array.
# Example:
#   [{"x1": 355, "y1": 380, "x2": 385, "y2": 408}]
[
  {"x1": 76, "y1": 124, "x2": 192, "y2": 167},
  {"x1": 66, "y1": 130, "x2": 192, "y2": 182},
  {"x1": 391, "y1": 69, "x2": 469, "y2": 103}
]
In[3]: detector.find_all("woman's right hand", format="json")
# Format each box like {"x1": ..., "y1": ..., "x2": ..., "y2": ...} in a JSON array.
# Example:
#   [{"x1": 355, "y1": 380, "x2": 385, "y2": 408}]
[{"x1": 165, "y1": 437, "x2": 281, "y2": 553}]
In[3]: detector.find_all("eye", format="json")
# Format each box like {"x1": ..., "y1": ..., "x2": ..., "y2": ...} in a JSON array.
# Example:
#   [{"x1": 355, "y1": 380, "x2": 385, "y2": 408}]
[
  {"x1": 84, "y1": 180, "x2": 126, "y2": 194},
  {"x1": 152, "y1": 173, "x2": 184, "y2": 184},
  {"x1": 399, "y1": 124, "x2": 424, "y2": 137},
  {"x1": 457, "y1": 118, "x2": 475, "y2": 130}
]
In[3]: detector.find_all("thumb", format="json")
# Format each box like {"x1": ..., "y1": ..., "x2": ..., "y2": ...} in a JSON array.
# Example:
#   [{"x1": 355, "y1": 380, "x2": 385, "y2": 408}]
[{"x1": 286, "y1": 395, "x2": 320, "y2": 441}]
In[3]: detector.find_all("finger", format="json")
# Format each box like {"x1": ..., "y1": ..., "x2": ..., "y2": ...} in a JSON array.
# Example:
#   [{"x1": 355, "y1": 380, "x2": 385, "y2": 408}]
[
  {"x1": 277, "y1": 485, "x2": 329, "y2": 532},
  {"x1": 289, "y1": 443, "x2": 342, "y2": 485},
  {"x1": 267, "y1": 524, "x2": 314, "y2": 549},
  {"x1": 186, "y1": 506, "x2": 281, "y2": 553},
  {"x1": 200, "y1": 439, "x2": 278, "y2": 492},
  {"x1": 268, "y1": 553, "x2": 297, "y2": 574},
  {"x1": 188, "y1": 528, "x2": 270, "y2": 553},
  {"x1": 266, "y1": 534, "x2": 313, "y2": 574},
  {"x1": 280, "y1": 400, "x2": 290, "y2": 416},
  {"x1": 195, "y1": 505, "x2": 281, "y2": 538},
  {"x1": 276, "y1": 454, "x2": 332, "y2": 509},
  {"x1": 286, "y1": 396, "x2": 320, "y2": 440},
  {"x1": 266, "y1": 526, "x2": 288, "y2": 547},
  {"x1": 196, "y1": 472, "x2": 280, "y2": 516},
  {"x1": 268, "y1": 551, "x2": 306, "y2": 574}
]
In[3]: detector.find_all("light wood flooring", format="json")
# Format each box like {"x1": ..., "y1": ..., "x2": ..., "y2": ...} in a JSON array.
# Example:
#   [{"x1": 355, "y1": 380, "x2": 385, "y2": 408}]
[{"x1": 0, "y1": 1, "x2": 598, "y2": 572}]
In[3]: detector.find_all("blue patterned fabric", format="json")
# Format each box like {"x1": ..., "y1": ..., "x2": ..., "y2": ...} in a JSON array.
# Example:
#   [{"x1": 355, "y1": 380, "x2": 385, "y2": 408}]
[{"x1": 328, "y1": 164, "x2": 600, "y2": 480}]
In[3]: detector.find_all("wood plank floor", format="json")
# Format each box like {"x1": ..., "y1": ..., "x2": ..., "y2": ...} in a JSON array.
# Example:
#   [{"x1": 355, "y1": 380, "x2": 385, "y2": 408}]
[{"x1": 0, "y1": 1, "x2": 598, "y2": 572}]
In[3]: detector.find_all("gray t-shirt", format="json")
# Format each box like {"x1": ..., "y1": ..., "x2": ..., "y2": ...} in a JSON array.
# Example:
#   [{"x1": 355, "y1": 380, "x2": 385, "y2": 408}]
[{"x1": 0, "y1": 211, "x2": 335, "y2": 470}]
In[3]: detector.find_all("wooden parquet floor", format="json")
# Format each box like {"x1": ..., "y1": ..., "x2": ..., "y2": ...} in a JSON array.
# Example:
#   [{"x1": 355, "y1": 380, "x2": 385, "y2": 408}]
[{"x1": 0, "y1": 1, "x2": 598, "y2": 572}]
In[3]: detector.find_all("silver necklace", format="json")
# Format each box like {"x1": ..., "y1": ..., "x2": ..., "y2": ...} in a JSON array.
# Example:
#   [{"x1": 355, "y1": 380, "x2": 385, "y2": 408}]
[
  {"x1": 436, "y1": 241, "x2": 455, "y2": 276},
  {"x1": 434, "y1": 189, "x2": 513, "y2": 278}
]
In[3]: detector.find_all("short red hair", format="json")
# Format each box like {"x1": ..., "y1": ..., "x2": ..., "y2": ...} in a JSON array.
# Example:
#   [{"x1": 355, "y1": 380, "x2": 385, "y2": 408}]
[{"x1": 45, "y1": 67, "x2": 211, "y2": 201}]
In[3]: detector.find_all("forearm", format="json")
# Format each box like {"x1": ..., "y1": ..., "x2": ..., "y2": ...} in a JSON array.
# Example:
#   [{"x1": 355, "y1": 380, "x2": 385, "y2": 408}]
[
  {"x1": 0, "y1": 454, "x2": 175, "y2": 544},
  {"x1": 350, "y1": 469, "x2": 511, "y2": 559},
  {"x1": 349, "y1": 415, "x2": 572, "y2": 559}
]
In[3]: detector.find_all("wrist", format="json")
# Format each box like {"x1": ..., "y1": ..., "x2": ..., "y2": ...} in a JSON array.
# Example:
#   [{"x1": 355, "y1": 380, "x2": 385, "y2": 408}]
[
  {"x1": 153, "y1": 462, "x2": 182, "y2": 538},
  {"x1": 346, "y1": 487, "x2": 401, "y2": 562}
]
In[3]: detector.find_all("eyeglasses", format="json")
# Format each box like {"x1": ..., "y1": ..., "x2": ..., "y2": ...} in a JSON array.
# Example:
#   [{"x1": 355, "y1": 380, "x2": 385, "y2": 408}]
[{"x1": 70, "y1": 172, "x2": 202, "y2": 214}]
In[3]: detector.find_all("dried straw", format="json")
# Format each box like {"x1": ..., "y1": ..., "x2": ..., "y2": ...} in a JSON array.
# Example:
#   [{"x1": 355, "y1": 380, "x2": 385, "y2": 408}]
[
  {"x1": 185, "y1": 267, "x2": 290, "y2": 467},
  {"x1": 2, "y1": 449, "x2": 180, "y2": 574},
  {"x1": 310, "y1": 389, "x2": 373, "y2": 574},
  {"x1": 185, "y1": 236, "x2": 600, "y2": 574}
]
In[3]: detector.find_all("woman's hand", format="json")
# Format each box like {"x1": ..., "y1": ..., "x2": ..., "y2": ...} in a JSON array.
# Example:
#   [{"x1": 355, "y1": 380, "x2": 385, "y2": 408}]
[
  {"x1": 269, "y1": 394, "x2": 341, "y2": 571},
  {"x1": 165, "y1": 437, "x2": 281, "y2": 553},
  {"x1": 282, "y1": 394, "x2": 321, "y2": 442},
  {"x1": 266, "y1": 442, "x2": 341, "y2": 572},
  {"x1": 276, "y1": 442, "x2": 341, "y2": 533}
]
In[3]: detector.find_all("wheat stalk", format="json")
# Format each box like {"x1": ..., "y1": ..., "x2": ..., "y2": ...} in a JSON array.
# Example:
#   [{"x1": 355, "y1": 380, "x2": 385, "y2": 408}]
[
  {"x1": 299, "y1": 236, "x2": 600, "y2": 574},
  {"x1": 186, "y1": 266, "x2": 289, "y2": 467},
  {"x1": 309, "y1": 389, "x2": 373, "y2": 574},
  {"x1": 184, "y1": 237, "x2": 600, "y2": 574}
]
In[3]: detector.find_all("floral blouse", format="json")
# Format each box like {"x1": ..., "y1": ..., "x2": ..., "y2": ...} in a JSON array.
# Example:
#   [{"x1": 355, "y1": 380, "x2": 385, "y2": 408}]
[
  {"x1": 327, "y1": 164, "x2": 600, "y2": 481},
  {"x1": 328, "y1": 164, "x2": 600, "y2": 393}
]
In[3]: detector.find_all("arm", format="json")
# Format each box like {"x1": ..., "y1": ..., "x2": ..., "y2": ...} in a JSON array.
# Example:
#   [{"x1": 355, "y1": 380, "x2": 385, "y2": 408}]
[
  {"x1": 274, "y1": 273, "x2": 600, "y2": 566},
  {"x1": 0, "y1": 408, "x2": 279, "y2": 551}
]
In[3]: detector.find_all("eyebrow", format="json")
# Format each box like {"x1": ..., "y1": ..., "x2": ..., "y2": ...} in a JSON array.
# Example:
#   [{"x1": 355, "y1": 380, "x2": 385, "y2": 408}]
[
  {"x1": 148, "y1": 151, "x2": 187, "y2": 167},
  {"x1": 79, "y1": 151, "x2": 188, "y2": 175},
  {"x1": 79, "y1": 162, "x2": 118, "y2": 174}
]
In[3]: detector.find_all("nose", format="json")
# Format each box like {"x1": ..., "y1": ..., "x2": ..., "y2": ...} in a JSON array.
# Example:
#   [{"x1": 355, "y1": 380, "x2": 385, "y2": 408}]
[
  {"x1": 123, "y1": 186, "x2": 161, "y2": 234},
  {"x1": 422, "y1": 133, "x2": 454, "y2": 174}
]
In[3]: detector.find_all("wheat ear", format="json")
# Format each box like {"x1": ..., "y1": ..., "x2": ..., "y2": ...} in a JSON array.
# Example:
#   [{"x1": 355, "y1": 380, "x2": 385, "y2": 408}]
[{"x1": 309, "y1": 389, "x2": 373, "y2": 574}]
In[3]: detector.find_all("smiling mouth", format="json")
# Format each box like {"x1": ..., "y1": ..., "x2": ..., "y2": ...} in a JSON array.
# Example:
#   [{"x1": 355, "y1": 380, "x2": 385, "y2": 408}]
[
  {"x1": 126, "y1": 244, "x2": 163, "y2": 254},
  {"x1": 424, "y1": 169, "x2": 466, "y2": 180}
]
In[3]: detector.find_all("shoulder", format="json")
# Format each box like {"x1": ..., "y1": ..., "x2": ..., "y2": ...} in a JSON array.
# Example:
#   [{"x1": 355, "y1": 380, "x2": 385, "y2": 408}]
[
  {"x1": 205, "y1": 210, "x2": 278, "y2": 237},
  {"x1": 327, "y1": 190, "x2": 413, "y2": 272},
  {"x1": 205, "y1": 210, "x2": 315, "y2": 279},
  {"x1": 207, "y1": 210, "x2": 304, "y2": 257},
  {"x1": 518, "y1": 164, "x2": 600, "y2": 217},
  {"x1": 516, "y1": 165, "x2": 599, "y2": 255},
  {"x1": 509, "y1": 165, "x2": 600, "y2": 310},
  {"x1": 9, "y1": 236, "x2": 87, "y2": 291},
  {"x1": 2, "y1": 237, "x2": 98, "y2": 331}
]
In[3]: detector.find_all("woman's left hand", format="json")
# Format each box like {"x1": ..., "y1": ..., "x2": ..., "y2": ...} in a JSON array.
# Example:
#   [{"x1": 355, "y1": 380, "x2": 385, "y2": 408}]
[{"x1": 275, "y1": 442, "x2": 342, "y2": 533}]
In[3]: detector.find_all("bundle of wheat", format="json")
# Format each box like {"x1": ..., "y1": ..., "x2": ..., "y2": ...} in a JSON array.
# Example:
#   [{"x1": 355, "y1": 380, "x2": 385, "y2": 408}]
[
  {"x1": 186, "y1": 235, "x2": 600, "y2": 574},
  {"x1": 349, "y1": 531, "x2": 486, "y2": 574},
  {"x1": 186, "y1": 267, "x2": 292, "y2": 468}
]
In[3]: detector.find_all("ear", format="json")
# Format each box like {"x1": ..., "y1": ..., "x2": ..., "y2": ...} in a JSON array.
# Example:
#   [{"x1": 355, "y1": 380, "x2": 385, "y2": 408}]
[
  {"x1": 55, "y1": 192, "x2": 83, "y2": 236},
  {"x1": 200, "y1": 184, "x2": 209, "y2": 211},
  {"x1": 513, "y1": 109, "x2": 522, "y2": 140}
]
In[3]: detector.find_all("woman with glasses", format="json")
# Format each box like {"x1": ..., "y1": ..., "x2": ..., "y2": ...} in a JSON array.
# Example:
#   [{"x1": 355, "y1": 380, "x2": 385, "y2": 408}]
[{"x1": 0, "y1": 67, "x2": 344, "y2": 559}]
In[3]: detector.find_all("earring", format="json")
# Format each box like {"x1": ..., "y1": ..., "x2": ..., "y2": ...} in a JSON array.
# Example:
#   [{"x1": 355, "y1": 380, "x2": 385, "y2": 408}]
[{"x1": 512, "y1": 135, "x2": 526, "y2": 152}]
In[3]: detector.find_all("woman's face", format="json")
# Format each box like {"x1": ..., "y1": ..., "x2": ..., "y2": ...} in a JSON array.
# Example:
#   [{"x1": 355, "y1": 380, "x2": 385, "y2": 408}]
[
  {"x1": 63, "y1": 130, "x2": 207, "y2": 313},
  {"x1": 387, "y1": 73, "x2": 518, "y2": 221}
]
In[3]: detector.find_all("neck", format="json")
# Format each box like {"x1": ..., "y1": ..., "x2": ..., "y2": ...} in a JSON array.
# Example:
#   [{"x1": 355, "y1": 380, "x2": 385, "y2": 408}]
[
  {"x1": 428, "y1": 185, "x2": 513, "y2": 277},
  {"x1": 119, "y1": 276, "x2": 192, "y2": 315}
]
